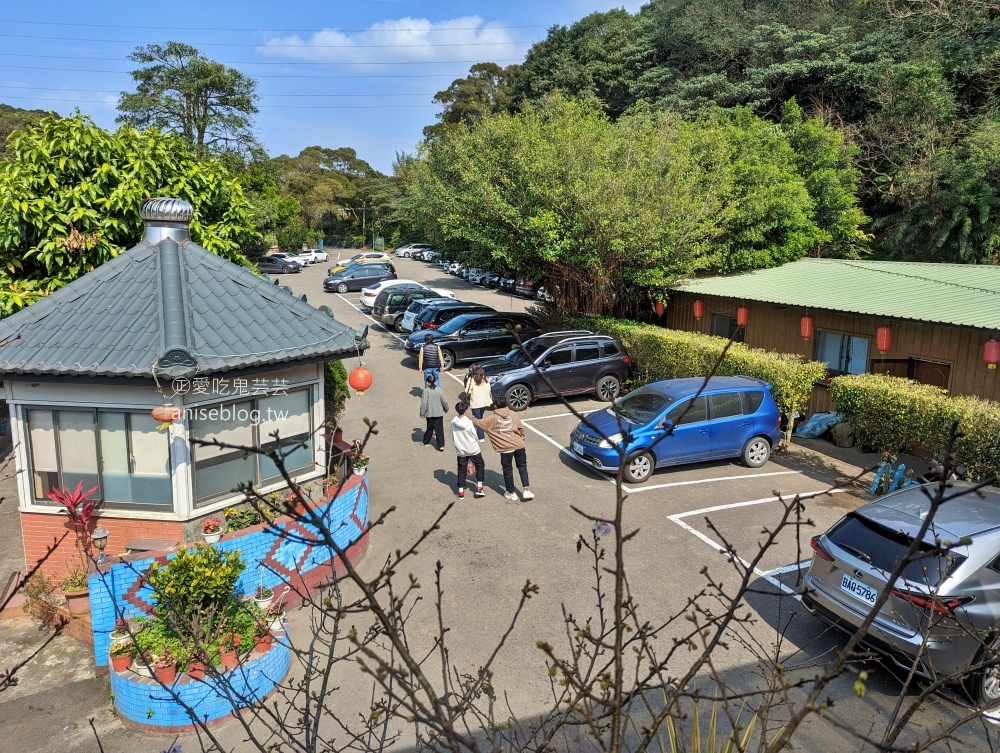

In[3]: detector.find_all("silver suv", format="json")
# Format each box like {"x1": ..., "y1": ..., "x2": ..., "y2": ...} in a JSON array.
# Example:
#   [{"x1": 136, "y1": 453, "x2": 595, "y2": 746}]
[{"x1": 803, "y1": 483, "x2": 1000, "y2": 706}]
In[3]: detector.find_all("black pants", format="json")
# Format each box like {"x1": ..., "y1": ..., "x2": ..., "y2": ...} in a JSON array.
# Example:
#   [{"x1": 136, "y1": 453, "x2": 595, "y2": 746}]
[
  {"x1": 500, "y1": 448, "x2": 529, "y2": 492},
  {"x1": 457, "y1": 453, "x2": 485, "y2": 489},
  {"x1": 422, "y1": 416, "x2": 444, "y2": 449}
]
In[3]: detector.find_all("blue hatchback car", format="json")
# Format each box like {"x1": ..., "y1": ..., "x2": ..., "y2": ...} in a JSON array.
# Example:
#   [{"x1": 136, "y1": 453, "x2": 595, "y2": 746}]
[{"x1": 569, "y1": 376, "x2": 783, "y2": 483}]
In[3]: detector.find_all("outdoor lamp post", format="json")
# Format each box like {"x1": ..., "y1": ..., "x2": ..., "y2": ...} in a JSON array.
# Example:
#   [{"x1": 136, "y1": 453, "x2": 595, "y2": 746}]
[{"x1": 92, "y1": 525, "x2": 109, "y2": 565}]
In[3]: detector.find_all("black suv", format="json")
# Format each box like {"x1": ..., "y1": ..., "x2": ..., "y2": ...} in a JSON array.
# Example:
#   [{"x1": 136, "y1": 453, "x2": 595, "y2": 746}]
[
  {"x1": 404, "y1": 312, "x2": 543, "y2": 370},
  {"x1": 323, "y1": 263, "x2": 396, "y2": 293},
  {"x1": 479, "y1": 331, "x2": 632, "y2": 411},
  {"x1": 373, "y1": 286, "x2": 437, "y2": 332},
  {"x1": 412, "y1": 300, "x2": 495, "y2": 331}
]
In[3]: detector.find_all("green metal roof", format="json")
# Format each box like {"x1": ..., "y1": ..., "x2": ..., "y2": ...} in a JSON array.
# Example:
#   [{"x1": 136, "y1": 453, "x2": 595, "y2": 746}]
[{"x1": 673, "y1": 259, "x2": 1000, "y2": 331}]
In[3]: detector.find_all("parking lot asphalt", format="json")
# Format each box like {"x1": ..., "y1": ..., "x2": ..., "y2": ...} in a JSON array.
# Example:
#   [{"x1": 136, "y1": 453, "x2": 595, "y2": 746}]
[{"x1": 4, "y1": 253, "x2": 996, "y2": 752}]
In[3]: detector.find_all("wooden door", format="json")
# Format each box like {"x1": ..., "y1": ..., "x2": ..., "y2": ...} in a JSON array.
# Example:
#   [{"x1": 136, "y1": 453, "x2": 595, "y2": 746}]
[{"x1": 912, "y1": 359, "x2": 951, "y2": 390}]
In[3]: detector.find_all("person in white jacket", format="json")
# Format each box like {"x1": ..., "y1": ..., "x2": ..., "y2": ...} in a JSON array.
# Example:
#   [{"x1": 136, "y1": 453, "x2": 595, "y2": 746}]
[{"x1": 451, "y1": 402, "x2": 486, "y2": 499}]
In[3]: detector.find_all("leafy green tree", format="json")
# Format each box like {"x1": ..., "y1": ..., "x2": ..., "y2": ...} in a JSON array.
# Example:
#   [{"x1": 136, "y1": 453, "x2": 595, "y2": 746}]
[
  {"x1": 0, "y1": 103, "x2": 55, "y2": 158},
  {"x1": 424, "y1": 62, "x2": 518, "y2": 140},
  {"x1": 117, "y1": 42, "x2": 259, "y2": 155},
  {"x1": 0, "y1": 113, "x2": 256, "y2": 314}
]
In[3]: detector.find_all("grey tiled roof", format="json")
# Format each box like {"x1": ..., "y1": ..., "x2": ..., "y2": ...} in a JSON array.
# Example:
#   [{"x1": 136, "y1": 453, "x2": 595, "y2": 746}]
[{"x1": 0, "y1": 237, "x2": 368, "y2": 379}]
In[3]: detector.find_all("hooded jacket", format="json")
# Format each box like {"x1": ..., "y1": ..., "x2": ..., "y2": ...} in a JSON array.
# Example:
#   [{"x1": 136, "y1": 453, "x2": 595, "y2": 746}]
[
  {"x1": 471, "y1": 407, "x2": 525, "y2": 453},
  {"x1": 451, "y1": 414, "x2": 481, "y2": 457}
]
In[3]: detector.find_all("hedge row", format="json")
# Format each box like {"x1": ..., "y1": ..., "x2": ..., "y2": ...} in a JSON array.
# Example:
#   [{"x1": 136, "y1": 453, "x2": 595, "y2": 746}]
[
  {"x1": 829, "y1": 373, "x2": 1000, "y2": 483},
  {"x1": 570, "y1": 316, "x2": 827, "y2": 445}
]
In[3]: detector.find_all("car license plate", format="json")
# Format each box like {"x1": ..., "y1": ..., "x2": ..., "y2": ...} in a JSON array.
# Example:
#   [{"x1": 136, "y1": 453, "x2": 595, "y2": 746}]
[
  {"x1": 571, "y1": 440, "x2": 584, "y2": 455},
  {"x1": 840, "y1": 573, "x2": 878, "y2": 606}
]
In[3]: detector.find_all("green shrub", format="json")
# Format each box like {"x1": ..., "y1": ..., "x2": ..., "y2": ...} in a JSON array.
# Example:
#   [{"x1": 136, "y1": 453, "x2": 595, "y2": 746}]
[
  {"x1": 145, "y1": 544, "x2": 245, "y2": 643},
  {"x1": 571, "y1": 316, "x2": 826, "y2": 447},
  {"x1": 829, "y1": 373, "x2": 1000, "y2": 483},
  {"x1": 324, "y1": 360, "x2": 349, "y2": 424}
]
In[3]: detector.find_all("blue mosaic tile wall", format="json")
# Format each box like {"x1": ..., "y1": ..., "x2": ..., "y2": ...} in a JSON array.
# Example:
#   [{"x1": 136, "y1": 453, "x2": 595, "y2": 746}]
[
  {"x1": 110, "y1": 636, "x2": 292, "y2": 728},
  {"x1": 90, "y1": 475, "x2": 369, "y2": 669}
]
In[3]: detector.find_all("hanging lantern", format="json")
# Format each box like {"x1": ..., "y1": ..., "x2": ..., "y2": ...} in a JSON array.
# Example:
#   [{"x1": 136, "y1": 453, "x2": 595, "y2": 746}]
[
  {"x1": 736, "y1": 306, "x2": 749, "y2": 327},
  {"x1": 876, "y1": 326, "x2": 892, "y2": 354},
  {"x1": 984, "y1": 340, "x2": 1000, "y2": 370},
  {"x1": 653, "y1": 300, "x2": 665, "y2": 317},
  {"x1": 349, "y1": 364, "x2": 373, "y2": 397},
  {"x1": 151, "y1": 404, "x2": 182, "y2": 423},
  {"x1": 692, "y1": 300, "x2": 704, "y2": 320},
  {"x1": 800, "y1": 316, "x2": 814, "y2": 340}
]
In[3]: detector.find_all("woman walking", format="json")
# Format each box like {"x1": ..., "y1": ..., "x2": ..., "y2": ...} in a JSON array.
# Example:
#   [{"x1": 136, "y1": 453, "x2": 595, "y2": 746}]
[
  {"x1": 420, "y1": 373, "x2": 449, "y2": 451},
  {"x1": 464, "y1": 363, "x2": 493, "y2": 442}
]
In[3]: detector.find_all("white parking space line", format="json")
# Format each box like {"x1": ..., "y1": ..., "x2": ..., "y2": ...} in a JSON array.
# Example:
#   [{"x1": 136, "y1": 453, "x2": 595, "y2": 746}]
[
  {"x1": 521, "y1": 410, "x2": 603, "y2": 422},
  {"x1": 764, "y1": 560, "x2": 811, "y2": 577},
  {"x1": 521, "y1": 421, "x2": 620, "y2": 485},
  {"x1": 667, "y1": 490, "x2": 847, "y2": 598},
  {"x1": 335, "y1": 293, "x2": 405, "y2": 344},
  {"x1": 625, "y1": 470, "x2": 801, "y2": 494}
]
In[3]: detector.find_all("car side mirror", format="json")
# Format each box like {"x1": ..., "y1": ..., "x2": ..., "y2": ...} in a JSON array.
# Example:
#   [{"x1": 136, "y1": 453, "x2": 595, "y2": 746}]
[
  {"x1": 541, "y1": 360, "x2": 552, "y2": 369},
  {"x1": 660, "y1": 419, "x2": 675, "y2": 431}
]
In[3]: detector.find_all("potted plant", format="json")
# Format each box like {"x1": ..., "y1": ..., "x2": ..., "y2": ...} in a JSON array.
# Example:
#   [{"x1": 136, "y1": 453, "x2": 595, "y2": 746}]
[
  {"x1": 253, "y1": 620, "x2": 273, "y2": 653},
  {"x1": 109, "y1": 616, "x2": 130, "y2": 643},
  {"x1": 201, "y1": 517, "x2": 224, "y2": 544},
  {"x1": 186, "y1": 649, "x2": 208, "y2": 681},
  {"x1": 152, "y1": 650, "x2": 177, "y2": 684},
  {"x1": 219, "y1": 632, "x2": 241, "y2": 670},
  {"x1": 351, "y1": 445, "x2": 370, "y2": 476},
  {"x1": 61, "y1": 570, "x2": 90, "y2": 616},
  {"x1": 253, "y1": 585, "x2": 274, "y2": 610},
  {"x1": 265, "y1": 601, "x2": 286, "y2": 631},
  {"x1": 109, "y1": 641, "x2": 134, "y2": 673},
  {"x1": 133, "y1": 650, "x2": 154, "y2": 678}
]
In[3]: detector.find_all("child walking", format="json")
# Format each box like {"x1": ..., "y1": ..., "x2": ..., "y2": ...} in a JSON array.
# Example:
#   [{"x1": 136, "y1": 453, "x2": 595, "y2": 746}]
[
  {"x1": 419, "y1": 373, "x2": 449, "y2": 451},
  {"x1": 472, "y1": 394, "x2": 534, "y2": 502},
  {"x1": 451, "y1": 402, "x2": 486, "y2": 499}
]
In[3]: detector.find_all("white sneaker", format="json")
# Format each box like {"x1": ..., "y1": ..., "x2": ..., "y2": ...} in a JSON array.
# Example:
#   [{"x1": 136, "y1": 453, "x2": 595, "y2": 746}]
[
  {"x1": 521, "y1": 490, "x2": 535, "y2": 501},
  {"x1": 503, "y1": 491, "x2": 519, "y2": 502}
]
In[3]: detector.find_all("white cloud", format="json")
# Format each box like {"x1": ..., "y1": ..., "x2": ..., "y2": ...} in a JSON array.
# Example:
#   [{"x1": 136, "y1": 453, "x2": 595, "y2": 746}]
[{"x1": 257, "y1": 16, "x2": 528, "y2": 67}]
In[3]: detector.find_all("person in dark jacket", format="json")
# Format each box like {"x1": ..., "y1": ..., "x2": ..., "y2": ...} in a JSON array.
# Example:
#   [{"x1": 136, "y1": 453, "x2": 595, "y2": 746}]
[
  {"x1": 419, "y1": 373, "x2": 449, "y2": 451},
  {"x1": 418, "y1": 334, "x2": 443, "y2": 385}
]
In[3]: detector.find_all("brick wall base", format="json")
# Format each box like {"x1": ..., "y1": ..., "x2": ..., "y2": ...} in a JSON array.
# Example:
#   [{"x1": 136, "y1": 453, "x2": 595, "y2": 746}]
[{"x1": 24, "y1": 596, "x2": 94, "y2": 646}]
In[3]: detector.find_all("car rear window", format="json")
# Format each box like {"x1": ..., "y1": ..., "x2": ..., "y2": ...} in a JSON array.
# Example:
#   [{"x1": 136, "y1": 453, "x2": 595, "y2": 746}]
[
  {"x1": 743, "y1": 391, "x2": 765, "y2": 413},
  {"x1": 827, "y1": 513, "x2": 965, "y2": 587}
]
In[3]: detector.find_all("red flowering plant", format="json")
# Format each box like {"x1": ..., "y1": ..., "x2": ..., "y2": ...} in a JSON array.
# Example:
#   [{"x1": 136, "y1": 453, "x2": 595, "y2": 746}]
[
  {"x1": 201, "y1": 518, "x2": 223, "y2": 535},
  {"x1": 46, "y1": 481, "x2": 100, "y2": 592}
]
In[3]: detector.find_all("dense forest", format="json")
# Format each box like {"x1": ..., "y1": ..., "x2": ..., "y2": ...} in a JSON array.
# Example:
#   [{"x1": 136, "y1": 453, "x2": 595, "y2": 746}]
[{"x1": 1, "y1": 0, "x2": 997, "y2": 316}]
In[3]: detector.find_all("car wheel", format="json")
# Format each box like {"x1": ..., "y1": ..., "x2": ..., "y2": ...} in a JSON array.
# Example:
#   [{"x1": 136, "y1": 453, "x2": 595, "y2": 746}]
[
  {"x1": 393, "y1": 316, "x2": 406, "y2": 333},
  {"x1": 440, "y1": 349, "x2": 456, "y2": 371},
  {"x1": 741, "y1": 437, "x2": 771, "y2": 468},
  {"x1": 282, "y1": 265, "x2": 294, "y2": 273},
  {"x1": 623, "y1": 452, "x2": 654, "y2": 484},
  {"x1": 971, "y1": 636, "x2": 1000, "y2": 708},
  {"x1": 505, "y1": 384, "x2": 532, "y2": 412},
  {"x1": 336, "y1": 282, "x2": 349, "y2": 294},
  {"x1": 596, "y1": 375, "x2": 621, "y2": 402}
]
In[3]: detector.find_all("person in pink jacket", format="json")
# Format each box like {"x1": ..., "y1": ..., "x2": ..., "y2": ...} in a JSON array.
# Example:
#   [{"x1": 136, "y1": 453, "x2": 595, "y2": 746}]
[{"x1": 471, "y1": 395, "x2": 534, "y2": 502}]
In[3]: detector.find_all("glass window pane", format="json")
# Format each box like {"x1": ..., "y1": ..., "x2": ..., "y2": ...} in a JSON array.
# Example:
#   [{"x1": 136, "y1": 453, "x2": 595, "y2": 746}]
[
  {"x1": 259, "y1": 390, "x2": 313, "y2": 480},
  {"x1": 58, "y1": 411, "x2": 100, "y2": 493},
  {"x1": 846, "y1": 336, "x2": 870, "y2": 375},
  {"x1": 575, "y1": 345, "x2": 600, "y2": 363},
  {"x1": 710, "y1": 393, "x2": 743, "y2": 419},
  {"x1": 668, "y1": 396, "x2": 708, "y2": 425},
  {"x1": 106, "y1": 413, "x2": 172, "y2": 507},
  {"x1": 814, "y1": 331, "x2": 843, "y2": 374},
  {"x1": 547, "y1": 348, "x2": 573, "y2": 366},
  {"x1": 99, "y1": 413, "x2": 131, "y2": 502},
  {"x1": 192, "y1": 401, "x2": 255, "y2": 504},
  {"x1": 27, "y1": 409, "x2": 59, "y2": 500}
]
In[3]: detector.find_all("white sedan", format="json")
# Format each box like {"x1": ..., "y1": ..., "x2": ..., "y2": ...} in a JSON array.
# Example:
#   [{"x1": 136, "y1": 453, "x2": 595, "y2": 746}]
[
  {"x1": 272, "y1": 251, "x2": 314, "y2": 266},
  {"x1": 299, "y1": 248, "x2": 329, "y2": 263},
  {"x1": 359, "y1": 280, "x2": 455, "y2": 310}
]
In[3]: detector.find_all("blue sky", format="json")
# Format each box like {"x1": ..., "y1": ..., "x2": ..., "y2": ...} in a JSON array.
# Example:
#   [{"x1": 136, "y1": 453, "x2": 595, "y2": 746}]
[{"x1": 1, "y1": 1, "x2": 643, "y2": 172}]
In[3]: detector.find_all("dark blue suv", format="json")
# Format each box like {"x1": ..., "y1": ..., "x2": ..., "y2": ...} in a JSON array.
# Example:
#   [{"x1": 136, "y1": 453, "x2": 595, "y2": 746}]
[{"x1": 570, "y1": 376, "x2": 782, "y2": 483}]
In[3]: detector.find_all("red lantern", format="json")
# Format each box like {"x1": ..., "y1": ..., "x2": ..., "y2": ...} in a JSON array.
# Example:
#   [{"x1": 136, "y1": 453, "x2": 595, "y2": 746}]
[
  {"x1": 800, "y1": 316, "x2": 813, "y2": 340},
  {"x1": 692, "y1": 300, "x2": 704, "y2": 320},
  {"x1": 653, "y1": 300, "x2": 665, "y2": 317},
  {"x1": 876, "y1": 326, "x2": 892, "y2": 354},
  {"x1": 736, "y1": 306, "x2": 749, "y2": 327},
  {"x1": 151, "y1": 404, "x2": 181, "y2": 423},
  {"x1": 349, "y1": 365, "x2": 373, "y2": 397},
  {"x1": 984, "y1": 340, "x2": 1000, "y2": 370}
]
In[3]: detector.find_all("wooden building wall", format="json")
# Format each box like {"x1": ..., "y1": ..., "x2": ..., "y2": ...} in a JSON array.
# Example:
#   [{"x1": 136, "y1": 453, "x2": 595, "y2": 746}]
[{"x1": 664, "y1": 291, "x2": 1000, "y2": 416}]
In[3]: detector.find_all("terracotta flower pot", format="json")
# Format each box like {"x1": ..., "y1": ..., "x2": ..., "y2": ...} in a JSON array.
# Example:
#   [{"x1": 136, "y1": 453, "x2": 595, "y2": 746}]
[
  {"x1": 187, "y1": 660, "x2": 206, "y2": 680},
  {"x1": 254, "y1": 634, "x2": 273, "y2": 654},
  {"x1": 110, "y1": 653, "x2": 133, "y2": 673},
  {"x1": 219, "y1": 649, "x2": 238, "y2": 670},
  {"x1": 154, "y1": 664, "x2": 177, "y2": 684},
  {"x1": 64, "y1": 590, "x2": 90, "y2": 617}
]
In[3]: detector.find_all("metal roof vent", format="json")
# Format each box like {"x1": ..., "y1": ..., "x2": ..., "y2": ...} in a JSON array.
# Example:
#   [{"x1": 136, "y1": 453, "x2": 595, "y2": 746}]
[{"x1": 140, "y1": 197, "x2": 193, "y2": 244}]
